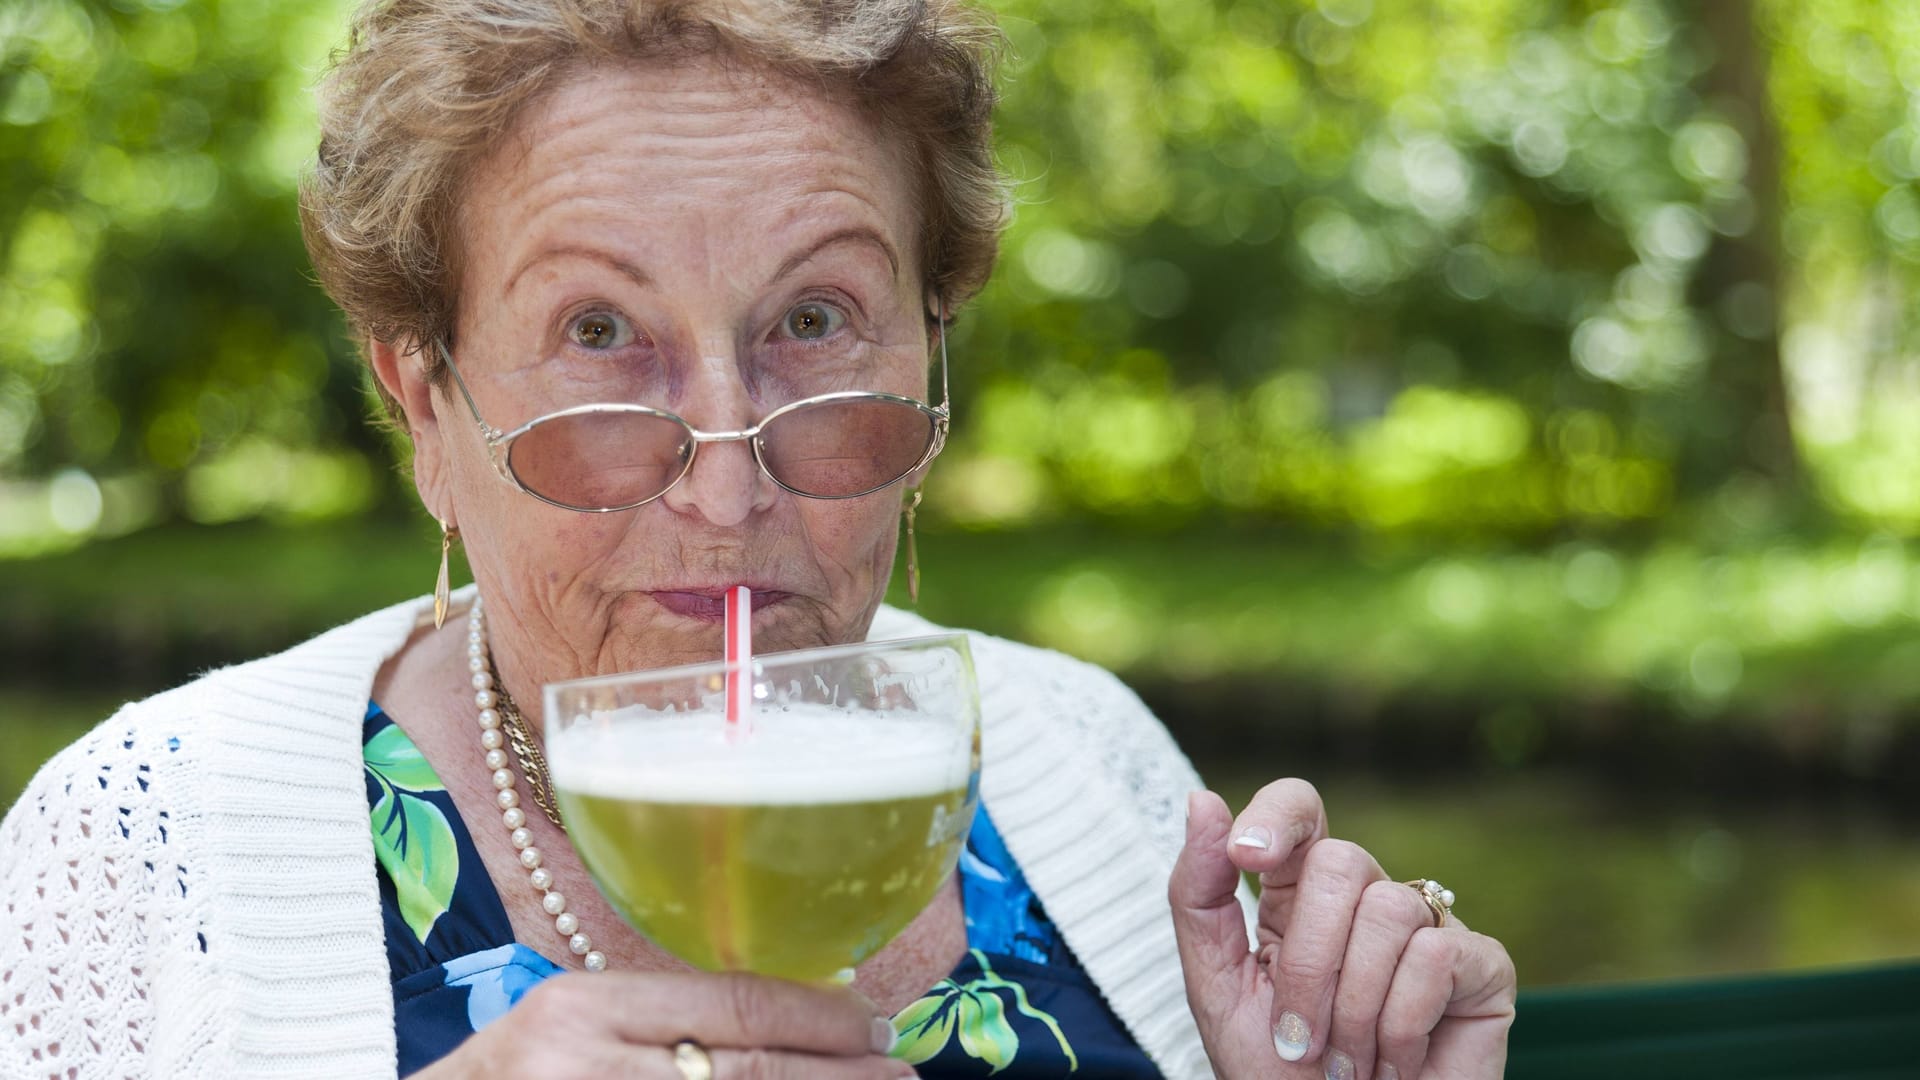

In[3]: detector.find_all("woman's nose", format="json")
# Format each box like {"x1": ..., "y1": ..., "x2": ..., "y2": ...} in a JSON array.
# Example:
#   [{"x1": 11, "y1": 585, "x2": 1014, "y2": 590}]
[{"x1": 658, "y1": 359, "x2": 779, "y2": 527}]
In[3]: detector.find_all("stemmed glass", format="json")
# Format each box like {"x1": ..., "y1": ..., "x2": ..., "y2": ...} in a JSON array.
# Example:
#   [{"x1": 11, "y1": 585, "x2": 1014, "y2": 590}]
[{"x1": 543, "y1": 634, "x2": 980, "y2": 981}]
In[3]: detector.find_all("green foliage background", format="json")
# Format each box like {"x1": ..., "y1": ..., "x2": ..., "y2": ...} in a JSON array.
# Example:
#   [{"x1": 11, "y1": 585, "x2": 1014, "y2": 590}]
[
  {"x1": 5, "y1": 0, "x2": 1920, "y2": 536},
  {"x1": 10, "y1": 0, "x2": 1920, "y2": 725},
  {"x1": 5, "y1": 0, "x2": 1920, "y2": 985}
]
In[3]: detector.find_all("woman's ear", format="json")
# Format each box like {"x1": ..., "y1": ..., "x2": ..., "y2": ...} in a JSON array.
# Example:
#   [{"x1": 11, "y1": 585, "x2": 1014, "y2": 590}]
[{"x1": 367, "y1": 337, "x2": 455, "y2": 522}]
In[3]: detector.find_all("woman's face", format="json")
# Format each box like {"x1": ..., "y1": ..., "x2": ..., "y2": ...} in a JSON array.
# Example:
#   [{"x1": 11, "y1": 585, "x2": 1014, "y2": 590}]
[{"x1": 391, "y1": 58, "x2": 931, "y2": 687}]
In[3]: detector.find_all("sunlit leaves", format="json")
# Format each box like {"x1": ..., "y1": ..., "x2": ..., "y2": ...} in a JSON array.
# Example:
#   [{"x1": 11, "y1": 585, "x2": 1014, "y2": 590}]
[
  {"x1": 3, "y1": 0, "x2": 1920, "y2": 535},
  {"x1": 0, "y1": 0, "x2": 359, "y2": 489},
  {"x1": 946, "y1": 0, "x2": 1779, "y2": 534}
]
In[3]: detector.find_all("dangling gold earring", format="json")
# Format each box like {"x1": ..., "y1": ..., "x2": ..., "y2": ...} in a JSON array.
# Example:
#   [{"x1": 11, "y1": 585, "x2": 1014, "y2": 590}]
[
  {"x1": 434, "y1": 519, "x2": 458, "y2": 629},
  {"x1": 902, "y1": 489, "x2": 923, "y2": 605}
]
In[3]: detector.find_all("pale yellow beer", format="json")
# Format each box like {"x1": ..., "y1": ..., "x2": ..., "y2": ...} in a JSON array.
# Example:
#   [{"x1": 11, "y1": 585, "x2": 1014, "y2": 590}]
[{"x1": 550, "y1": 713, "x2": 976, "y2": 981}]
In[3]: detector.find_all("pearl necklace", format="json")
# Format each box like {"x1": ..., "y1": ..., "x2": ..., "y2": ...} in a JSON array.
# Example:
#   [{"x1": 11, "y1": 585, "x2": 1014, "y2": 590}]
[{"x1": 467, "y1": 597, "x2": 608, "y2": 972}]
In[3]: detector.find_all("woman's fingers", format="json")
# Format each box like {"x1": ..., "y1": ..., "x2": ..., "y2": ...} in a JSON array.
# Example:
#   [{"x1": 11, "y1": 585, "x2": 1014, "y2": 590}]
[
  {"x1": 1175, "y1": 781, "x2": 1514, "y2": 1079},
  {"x1": 1169, "y1": 789, "x2": 1259, "y2": 1027},
  {"x1": 1376, "y1": 927, "x2": 1518, "y2": 1080},
  {"x1": 421, "y1": 971, "x2": 912, "y2": 1080},
  {"x1": 1224, "y1": 779, "x2": 1330, "y2": 957},
  {"x1": 1320, "y1": 880, "x2": 1434, "y2": 1080},
  {"x1": 519, "y1": 971, "x2": 894, "y2": 1057},
  {"x1": 1265, "y1": 839, "x2": 1387, "y2": 1064},
  {"x1": 662, "y1": 1046, "x2": 916, "y2": 1079},
  {"x1": 561, "y1": 1043, "x2": 914, "y2": 1080}
]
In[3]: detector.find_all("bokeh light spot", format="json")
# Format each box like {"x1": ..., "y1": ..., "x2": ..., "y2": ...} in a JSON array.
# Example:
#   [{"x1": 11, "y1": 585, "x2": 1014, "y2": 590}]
[{"x1": 47, "y1": 468, "x2": 102, "y2": 535}]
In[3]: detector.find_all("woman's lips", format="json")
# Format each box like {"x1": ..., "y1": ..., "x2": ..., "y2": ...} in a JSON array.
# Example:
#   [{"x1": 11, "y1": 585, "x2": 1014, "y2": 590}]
[{"x1": 648, "y1": 589, "x2": 790, "y2": 621}]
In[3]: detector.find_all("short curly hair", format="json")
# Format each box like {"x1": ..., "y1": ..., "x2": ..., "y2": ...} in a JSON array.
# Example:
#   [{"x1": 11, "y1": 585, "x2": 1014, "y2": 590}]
[{"x1": 299, "y1": 0, "x2": 1007, "y2": 423}]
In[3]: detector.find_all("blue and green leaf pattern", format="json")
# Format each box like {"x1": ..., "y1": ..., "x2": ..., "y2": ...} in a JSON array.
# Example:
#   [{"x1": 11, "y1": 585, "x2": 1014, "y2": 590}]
[
  {"x1": 882, "y1": 809, "x2": 1161, "y2": 1076},
  {"x1": 895, "y1": 949, "x2": 1078, "y2": 1074},
  {"x1": 366, "y1": 719, "x2": 460, "y2": 943}
]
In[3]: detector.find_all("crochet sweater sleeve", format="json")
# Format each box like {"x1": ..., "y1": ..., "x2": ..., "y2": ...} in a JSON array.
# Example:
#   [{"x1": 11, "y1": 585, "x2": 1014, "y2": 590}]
[{"x1": 1, "y1": 687, "x2": 225, "y2": 1079}]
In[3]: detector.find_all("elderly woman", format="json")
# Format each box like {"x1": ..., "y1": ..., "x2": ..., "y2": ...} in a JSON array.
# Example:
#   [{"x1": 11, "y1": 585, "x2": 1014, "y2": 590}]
[{"x1": 0, "y1": 1, "x2": 1514, "y2": 1077}]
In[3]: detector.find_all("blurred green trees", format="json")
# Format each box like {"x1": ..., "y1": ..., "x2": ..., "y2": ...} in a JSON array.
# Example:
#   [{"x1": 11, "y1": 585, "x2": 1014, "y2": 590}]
[
  {"x1": 950, "y1": 0, "x2": 1914, "y2": 537},
  {"x1": 1, "y1": 0, "x2": 367, "y2": 546},
  {"x1": 9, "y1": 2, "x2": 1920, "y2": 988},
  {"x1": 3, "y1": 0, "x2": 1919, "y2": 543}
]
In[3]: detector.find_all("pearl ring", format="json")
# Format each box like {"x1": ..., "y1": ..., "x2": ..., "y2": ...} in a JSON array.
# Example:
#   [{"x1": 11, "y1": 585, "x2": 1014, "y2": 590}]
[
  {"x1": 672, "y1": 1039, "x2": 714, "y2": 1080},
  {"x1": 1403, "y1": 878, "x2": 1456, "y2": 927}
]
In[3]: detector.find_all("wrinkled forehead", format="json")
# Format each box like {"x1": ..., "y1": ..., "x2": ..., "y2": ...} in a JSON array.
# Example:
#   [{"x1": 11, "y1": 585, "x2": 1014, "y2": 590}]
[{"x1": 451, "y1": 54, "x2": 923, "y2": 306}]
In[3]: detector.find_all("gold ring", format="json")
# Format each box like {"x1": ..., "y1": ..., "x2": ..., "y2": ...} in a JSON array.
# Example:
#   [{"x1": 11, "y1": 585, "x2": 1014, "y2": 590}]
[
  {"x1": 1402, "y1": 878, "x2": 1455, "y2": 927},
  {"x1": 672, "y1": 1039, "x2": 714, "y2": 1080}
]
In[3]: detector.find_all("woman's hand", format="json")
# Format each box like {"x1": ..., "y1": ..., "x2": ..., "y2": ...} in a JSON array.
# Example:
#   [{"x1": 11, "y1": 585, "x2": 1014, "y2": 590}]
[
  {"x1": 1169, "y1": 781, "x2": 1515, "y2": 1080},
  {"x1": 416, "y1": 969, "x2": 914, "y2": 1079}
]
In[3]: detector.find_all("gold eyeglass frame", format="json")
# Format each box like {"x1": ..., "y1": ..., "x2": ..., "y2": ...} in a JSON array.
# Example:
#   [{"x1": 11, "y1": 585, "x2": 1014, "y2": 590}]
[{"x1": 435, "y1": 304, "x2": 951, "y2": 514}]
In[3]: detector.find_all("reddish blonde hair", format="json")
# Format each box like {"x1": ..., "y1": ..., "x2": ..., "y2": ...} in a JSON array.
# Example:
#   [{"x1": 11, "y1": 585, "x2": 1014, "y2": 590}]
[{"x1": 299, "y1": 0, "x2": 1007, "y2": 422}]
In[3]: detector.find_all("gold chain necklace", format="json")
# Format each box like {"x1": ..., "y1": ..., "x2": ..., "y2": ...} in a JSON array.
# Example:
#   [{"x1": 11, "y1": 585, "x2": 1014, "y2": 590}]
[{"x1": 488, "y1": 658, "x2": 567, "y2": 832}]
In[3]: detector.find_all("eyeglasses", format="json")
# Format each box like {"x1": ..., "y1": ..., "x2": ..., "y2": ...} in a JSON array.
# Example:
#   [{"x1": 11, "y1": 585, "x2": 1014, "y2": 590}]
[{"x1": 435, "y1": 316, "x2": 950, "y2": 513}]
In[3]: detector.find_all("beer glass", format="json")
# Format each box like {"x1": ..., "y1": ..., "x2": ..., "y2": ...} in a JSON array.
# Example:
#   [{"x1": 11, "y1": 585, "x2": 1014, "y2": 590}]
[{"x1": 544, "y1": 634, "x2": 980, "y2": 982}]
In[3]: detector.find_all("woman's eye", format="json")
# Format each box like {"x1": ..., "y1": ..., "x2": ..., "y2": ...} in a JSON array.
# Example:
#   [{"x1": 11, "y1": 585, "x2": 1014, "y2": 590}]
[
  {"x1": 783, "y1": 302, "x2": 845, "y2": 341},
  {"x1": 568, "y1": 311, "x2": 634, "y2": 350}
]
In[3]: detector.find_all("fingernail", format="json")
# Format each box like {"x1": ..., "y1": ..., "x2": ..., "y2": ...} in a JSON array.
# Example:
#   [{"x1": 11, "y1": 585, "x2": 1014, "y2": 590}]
[
  {"x1": 1185, "y1": 792, "x2": 1203, "y2": 842},
  {"x1": 873, "y1": 1016, "x2": 898, "y2": 1055},
  {"x1": 1325, "y1": 1048, "x2": 1355, "y2": 1080},
  {"x1": 1378, "y1": 1063, "x2": 1399, "y2": 1080},
  {"x1": 1273, "y1": 1010, "x2": 1311, "y2": 1062},
  {"x1": 1232, "y1": 825, "x2": 1274, "y2": 851}
]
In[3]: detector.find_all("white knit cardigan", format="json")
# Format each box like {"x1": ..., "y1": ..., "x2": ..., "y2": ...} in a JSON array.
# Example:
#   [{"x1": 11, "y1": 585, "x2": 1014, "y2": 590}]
[{"x1": 2, "y1": 588, "x2": 1245, "y2": 1078}]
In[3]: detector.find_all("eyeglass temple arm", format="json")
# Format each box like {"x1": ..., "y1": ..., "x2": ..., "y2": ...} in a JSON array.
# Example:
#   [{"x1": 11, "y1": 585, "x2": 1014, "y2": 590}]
[
  {"x1": 436, "y1": 339, "x2": 519, "y2": 486},
  {"x1": 936, "y1": 295, "x2": 950, "y2": 412},
  {"x1": 436, "y1": 340, "x2": 498, "y2": 438}
]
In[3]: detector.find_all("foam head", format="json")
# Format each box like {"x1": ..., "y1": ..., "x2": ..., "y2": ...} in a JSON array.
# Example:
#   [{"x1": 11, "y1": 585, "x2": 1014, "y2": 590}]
[{"x1": 549, "y1": 707, "x2": 973, "y2": 805}]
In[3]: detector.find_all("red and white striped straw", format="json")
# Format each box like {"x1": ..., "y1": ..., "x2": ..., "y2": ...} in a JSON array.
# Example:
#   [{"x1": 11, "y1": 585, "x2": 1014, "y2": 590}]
[{"x1": 724, "y1": 585, "x2": 752, "y2": 736}]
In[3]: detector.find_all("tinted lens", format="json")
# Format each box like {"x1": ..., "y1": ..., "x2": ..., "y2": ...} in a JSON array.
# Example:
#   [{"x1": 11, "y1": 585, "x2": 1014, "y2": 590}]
[
  {"x1": 759, "y1": 397, "x2": 938, "y2": 498},
  {"x1": 507, "y1": 409, "x2": 692, "y2": 510}
]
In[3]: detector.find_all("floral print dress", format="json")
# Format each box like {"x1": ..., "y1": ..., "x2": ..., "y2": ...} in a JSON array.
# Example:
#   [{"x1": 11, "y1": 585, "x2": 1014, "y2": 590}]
[{"x1": 364, "y1": 702, "x2": 1162, "y2": 1077}]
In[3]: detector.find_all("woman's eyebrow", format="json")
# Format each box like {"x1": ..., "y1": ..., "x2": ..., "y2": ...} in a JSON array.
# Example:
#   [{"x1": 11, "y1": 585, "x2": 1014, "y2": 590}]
[
  {"x1": 504, "y1": 246, "x2": 654, "y2": 294},
  {"x1": 769, "y1": 226, "x2": 901, "y2": 285}
]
